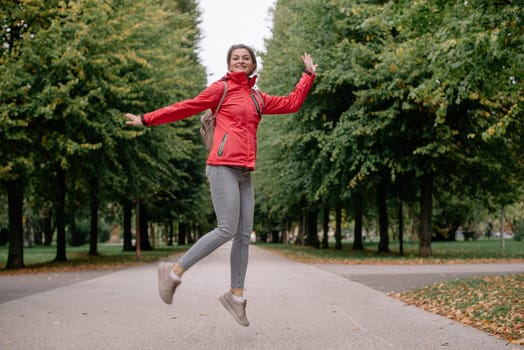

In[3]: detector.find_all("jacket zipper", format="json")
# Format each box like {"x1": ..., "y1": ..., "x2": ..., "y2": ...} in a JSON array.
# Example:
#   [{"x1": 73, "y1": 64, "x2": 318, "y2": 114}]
[{"x1": 217, "y1": 133, "x2": 228, "y2": 157}]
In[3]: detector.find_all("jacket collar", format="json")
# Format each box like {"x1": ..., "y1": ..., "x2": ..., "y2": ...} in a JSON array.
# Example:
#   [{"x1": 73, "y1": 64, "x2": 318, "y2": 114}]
[{"x1": 224, "y1": 71, "x2": 257, "y2": 89}]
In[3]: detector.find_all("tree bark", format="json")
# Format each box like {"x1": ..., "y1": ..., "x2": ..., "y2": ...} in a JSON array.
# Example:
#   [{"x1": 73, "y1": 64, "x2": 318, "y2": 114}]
[
  {"x1": 139, "y1": 201, "x2": 153, "y2": 250},
  {"x1": 167, "y1": 220, "x2": 174, "y2": 246},
  {"x1": 41, "y1": 207, "x2": 53, "y2": 245},
  {"x1": 68, "y1": 204, "x2": 82, "y2": 246},
  {"x1": 398, "y1": 200, "x2": 404, "y2": 256},
  {"x1": 418, "y1": 173, "x2": 433, "y2": 257},
  {"x1": 321, "y1": 205, "x2": 329, "y2": 249},
  {"x1": 122, "y1": 200, "x2": 134, "y2": 251},
  {"x1": 6, "y1": 179, "x2": 25, "y2": 269},
  {"x1": 377, "y1": 176, "x2": 390, "y2": 253},
  {"x1": 295, "y1": 209, "x2": 304, "y2": 245},
  {"x1": 271, "y1": 229, "x2": 279, "y2": 243},
  {"x1": 178, "y1": 222, "x2": 187, "y2": 245},
  {"x1": 280, "y1": 221, "x2": 288, "y2": 244},
  {"x1": 352, "y1": 194, "x2": 364, "y2": 250},
  {"x1": 305, "y1": 207, "x2": 320, "y2": 248},
  {"x1": 88, "y1": 177, "x2": 99, "y2": 256},
  {"x1": 54, "y1": 166, "x2": 67, "y2": 262},
  {"x1": 334, "y1": 202, "x2": 342, "y2": 250}
]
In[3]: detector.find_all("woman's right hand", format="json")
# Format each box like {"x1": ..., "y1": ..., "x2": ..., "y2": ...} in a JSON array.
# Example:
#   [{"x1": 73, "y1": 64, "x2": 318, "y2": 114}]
[{"x1": 125, "y1": 113, "x2": 145, "y2": 127}]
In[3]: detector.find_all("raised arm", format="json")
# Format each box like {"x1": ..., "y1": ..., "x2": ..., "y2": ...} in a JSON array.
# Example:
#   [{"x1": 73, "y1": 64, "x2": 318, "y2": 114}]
[{"x1": 261, "y1": 53, "x2": 317, "y2": 115}]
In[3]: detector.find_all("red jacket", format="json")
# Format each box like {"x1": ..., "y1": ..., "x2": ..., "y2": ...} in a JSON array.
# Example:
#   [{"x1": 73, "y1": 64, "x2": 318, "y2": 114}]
[{"x1": 143, "y1": 70, "x2": 315, "y2": 170}]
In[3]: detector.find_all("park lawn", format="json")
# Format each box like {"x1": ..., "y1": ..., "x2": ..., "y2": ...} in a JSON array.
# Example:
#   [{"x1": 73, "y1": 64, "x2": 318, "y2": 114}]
[
  {"x1": 257, "y1": 239, "x2": 524, "y2": 264},
  {"x1": 391, "y1": 274, "x2": 524, "y2": 346},
  {"x1": 0, "y1": 243, "x2": 188, "y2": 275}
]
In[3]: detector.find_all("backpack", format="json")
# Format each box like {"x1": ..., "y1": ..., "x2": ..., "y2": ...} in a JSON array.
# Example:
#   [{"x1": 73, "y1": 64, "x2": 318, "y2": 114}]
[{"x1": 200, "y1": 80, "x2": 228, "y2": 151}]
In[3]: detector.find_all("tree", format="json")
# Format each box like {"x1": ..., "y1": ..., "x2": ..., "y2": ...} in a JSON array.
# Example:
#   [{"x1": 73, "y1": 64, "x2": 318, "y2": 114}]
[
  {"x1": 260, "y1": 0, "x2": 523, "y2": 259},
  {"x1": 377, "y1": 0, "x2": 523, "y2": 255},
  {"x1": 1, "y1": 0, "x2": 208, "y2": 267},
  {"x1": 1, "y1": 0, "x2": 59, "y2": 268},
  {"x1": 258, "y1": 0, "x2": 385, "y2": 249}
]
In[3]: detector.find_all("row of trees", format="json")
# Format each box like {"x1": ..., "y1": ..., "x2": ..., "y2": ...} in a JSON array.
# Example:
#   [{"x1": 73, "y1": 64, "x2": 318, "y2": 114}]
[
  {"x1": 1, "y1": 0, "x2": 212, "y2": 268},
  {"x1": 255, "y1": 0, "x2": 523, "y2": 256},
  {"x1": 1, "y1": 0, "x2": 522, "y2": 269}
]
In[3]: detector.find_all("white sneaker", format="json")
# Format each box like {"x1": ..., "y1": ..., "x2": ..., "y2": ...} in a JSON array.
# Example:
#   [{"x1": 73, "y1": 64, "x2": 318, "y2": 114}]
[
  {"x1": 157, "y1": 262, "x2": 181, "y2": 304},
  {"x1": 219, "y1": 291, "x2": 249, "y2": 327}
]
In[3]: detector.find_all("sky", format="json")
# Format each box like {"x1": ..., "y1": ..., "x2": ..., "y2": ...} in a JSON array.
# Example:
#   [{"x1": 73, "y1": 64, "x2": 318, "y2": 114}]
[{"x1": 197, "y1": 0, "x2": 276, "y2": 84}]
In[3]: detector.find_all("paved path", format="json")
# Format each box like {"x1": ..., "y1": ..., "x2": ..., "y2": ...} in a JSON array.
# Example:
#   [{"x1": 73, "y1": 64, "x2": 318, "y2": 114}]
[
  {"x1": 1, "y1": 245, "x2": 523, "y2": 350},
  {"x1": 314, "y1": 262, "x2": 524, "y2": 293}
]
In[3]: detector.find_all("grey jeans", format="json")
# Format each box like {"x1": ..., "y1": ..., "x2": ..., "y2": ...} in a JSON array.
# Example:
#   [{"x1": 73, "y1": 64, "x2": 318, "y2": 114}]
[{"x1": 177, "y1": 165, "x2": 254, "y2": 289}]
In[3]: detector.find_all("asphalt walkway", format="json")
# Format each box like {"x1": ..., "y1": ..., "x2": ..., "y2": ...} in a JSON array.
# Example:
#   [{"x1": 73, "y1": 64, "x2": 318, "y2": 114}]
[{"x1": 1, "y1": 244, "x2": 523, "y2": 350}]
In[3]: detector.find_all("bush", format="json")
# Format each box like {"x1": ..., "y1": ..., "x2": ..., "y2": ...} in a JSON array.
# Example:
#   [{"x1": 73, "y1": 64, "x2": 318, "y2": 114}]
[
  {"x1": 68, "y1": 218, "x2": 110, "y2": 246},
  {"x1": 513, "y1": 220, "x2": 524, "y2": 242}
]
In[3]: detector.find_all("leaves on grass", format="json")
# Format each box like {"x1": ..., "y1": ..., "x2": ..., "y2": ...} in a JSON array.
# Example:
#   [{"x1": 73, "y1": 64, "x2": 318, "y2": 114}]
[
  {"x1": 0, "y1": 245, "x2": 187, "y2": 275},
  {"x1": 391, "y1": 274, "x2": 524, "y2": 345}
]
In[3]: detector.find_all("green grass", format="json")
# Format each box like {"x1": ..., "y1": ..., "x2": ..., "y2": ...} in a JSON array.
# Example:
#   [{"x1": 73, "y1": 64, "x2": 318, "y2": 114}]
[
  {"x1": 257, "y1": 239, "x2": 524, "y2": 264},
  {"x1": 2, "y1": 239, "x2": 521, "y2": 274},
  {"x1": 0, "y1": 243, "x2": 188, "y2": 274}
]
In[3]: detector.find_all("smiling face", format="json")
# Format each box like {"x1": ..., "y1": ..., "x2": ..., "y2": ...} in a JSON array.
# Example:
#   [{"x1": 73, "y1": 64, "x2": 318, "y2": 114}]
[{"x1": 228, "y1": 48, "x2": 256, "y2": 76}]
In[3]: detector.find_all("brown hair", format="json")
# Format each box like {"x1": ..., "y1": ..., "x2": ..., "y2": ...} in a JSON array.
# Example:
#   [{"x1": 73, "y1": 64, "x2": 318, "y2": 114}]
[{"x1": 227, "y1": 44, "x2": 257, "y2": 75}]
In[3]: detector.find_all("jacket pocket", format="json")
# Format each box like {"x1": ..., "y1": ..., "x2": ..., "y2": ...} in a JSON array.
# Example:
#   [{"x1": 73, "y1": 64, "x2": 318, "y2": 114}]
[{"x1": 217, "y1": 133, "x2": 228, "y2": 157}]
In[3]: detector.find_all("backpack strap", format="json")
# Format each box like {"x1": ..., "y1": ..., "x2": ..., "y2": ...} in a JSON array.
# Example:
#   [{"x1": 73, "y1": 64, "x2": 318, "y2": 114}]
[
  {"x1": 215, "y1": 79, "x2": 228, "y2": 115},
  {"x1": 250, "y1": 88, "x2": 264, "y2": 118}
]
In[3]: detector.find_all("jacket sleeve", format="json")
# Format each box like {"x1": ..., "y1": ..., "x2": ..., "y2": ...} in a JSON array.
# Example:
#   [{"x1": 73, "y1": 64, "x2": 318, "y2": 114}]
[
  {"x1": 259, "y1": 72, "x2": 315, "y2": 115},
  {"x1": 143, "y1": 81, "x2": 224, "y2": 126}
]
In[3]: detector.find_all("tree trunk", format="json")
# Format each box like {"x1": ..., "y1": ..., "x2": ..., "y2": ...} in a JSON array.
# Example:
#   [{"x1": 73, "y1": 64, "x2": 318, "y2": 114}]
[
  {"x1": 167, "y1": 220, "x2": 174, "y2": 246},
  {"x1": 6, "y1": 179, "x2": 25, "y2": 269},
  {"x1": 305, "y1": 207, "x2": 320, "y2": 248},
  {"x1": 68, "y1": 205, "x2": 82, "y2": 246},
  {"x1": 139, "y1": 202, "x2": 153, "y2": 250},
  {"x1": 33, "y1": 223, "x2": 43, "y2": 245},
  {"x1": 122, "y1": 200, "x2": 134, "y2": 251},
  {"x1": 500, "y1": 206, "x2": 505, "y2": 251},
  {"x1": 178, "y1": 222, "x2": 187, "y2": 245},
  {"x1": 271, "y1": 229, "x2": 279, "y2": 243},
  {"x1": 24, "y1": 216, "x2": 33, "y2": 248},
  {"x1": 54, "y1": 166, "x2": 67, "y2": 262},
  {"x1": 41, "y1": 207, "x2": 53, "y2": 245},
  {"x1": 334, "y1": 202, "x2": 342, "y2": 250},
  {"x1": 377, "y1": 176, "x2": 390, "y2": 253},
  {"x1": 398, "y1": 200, "x2": 404, "y2": 256},
  {"x1": 281, "y1": 220, "x2": 290, "y2": 244},
  {"x1": 0, "y1": 227, "x2": 8, "y2": 246},
  {"x1": 321, "y1": 205, "x2": 329, "y2": 249},
  {"x1": 295, "y1": 210, "x2": 304, "y2": 245},
  {"x1": 187, "y1": 225, "x2": 195, "y2": 244},
  {"x1": 88, "y1": 178, "x2": 99, "y2": 256},
  {"x1": 192, "y1": 223, "x2": 199, "y2": 242},
  {"x1": 418, "y1": 173, "x2": 433, "y2": 257},
  {"x1": 353, "y1": 194, "x2": 364, "y2": 250}
]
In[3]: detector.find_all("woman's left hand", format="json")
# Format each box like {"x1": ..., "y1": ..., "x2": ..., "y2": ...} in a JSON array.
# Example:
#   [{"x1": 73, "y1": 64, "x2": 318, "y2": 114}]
[{"x1": 301, "y1": 53, "x2": 318, "y2": 74}]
